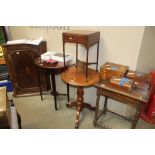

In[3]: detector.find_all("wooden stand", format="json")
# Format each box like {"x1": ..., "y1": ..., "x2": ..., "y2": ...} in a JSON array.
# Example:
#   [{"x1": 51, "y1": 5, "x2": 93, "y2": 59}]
[
  {"x1": 62, "y1": 30, "x2": 100, "y2": 79},
  {"x1": 34, "y1": 57, "x2": 70, "y2": 111},
  {"x1": 61, "y1": 66, "x2": 99, "y2": 128}
]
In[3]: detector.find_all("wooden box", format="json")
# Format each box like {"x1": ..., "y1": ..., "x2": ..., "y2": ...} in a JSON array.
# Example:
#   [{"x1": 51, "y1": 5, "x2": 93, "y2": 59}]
[
  {"x1": 133, "y1": 80, "x2": 151, "y2": 91},
  {"x1": 100, "y1": 62, "x2": 129, "y2": 80},
  {"x1": 110, "y1": 76, "x2": 134, "y2": 92},
  {"x1": 125, "y1": 70, "x2": 151, "y2": 82}
]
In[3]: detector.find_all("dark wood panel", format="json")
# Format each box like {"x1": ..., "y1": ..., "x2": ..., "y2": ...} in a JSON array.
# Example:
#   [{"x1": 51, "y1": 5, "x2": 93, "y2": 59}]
[{"x1": 2, "y1": 41, "x2": 50, "y2": 97}]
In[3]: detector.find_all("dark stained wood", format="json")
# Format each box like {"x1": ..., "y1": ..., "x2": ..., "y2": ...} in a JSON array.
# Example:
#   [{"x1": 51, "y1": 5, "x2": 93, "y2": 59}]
[
  {"x1": 63, "y1": 30, "x2": 100, "y2": 47},
  {"x1": 2, "y1": 41, "x2": 50, "y2": 97},
  {"x1": 61, "y1": 66, "x2": 100, "y2": 128},
  {"x1": 94, "y1": 78, "x2": 152, "y2": 129},
  {"x1": 34, "y1": 57, "x2": 70, "y2": 110},
  {"x1": 62, "y1": 30, "x2": 100, "y2": 79}
]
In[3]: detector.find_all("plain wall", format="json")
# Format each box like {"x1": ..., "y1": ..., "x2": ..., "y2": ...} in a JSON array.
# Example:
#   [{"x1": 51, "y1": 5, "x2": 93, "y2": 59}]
[
  {"x1": 9, "y1": 26, "x2": 145, "y2": 115},
  {"x1": 136, "y1": 26, "x2": 155, "y2": 73}
]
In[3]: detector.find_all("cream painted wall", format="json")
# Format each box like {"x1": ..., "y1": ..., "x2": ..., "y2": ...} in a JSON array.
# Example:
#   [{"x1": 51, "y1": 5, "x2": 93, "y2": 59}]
[
  {"x1": 136, "y1": 26, "x2": 155, "y2": 73},
  {"x1": 9, "y1": 26, "x2": 145, "y2": 115},
  {"x1": 9, "y1": 26, "x2": 144, "y2": 70}
]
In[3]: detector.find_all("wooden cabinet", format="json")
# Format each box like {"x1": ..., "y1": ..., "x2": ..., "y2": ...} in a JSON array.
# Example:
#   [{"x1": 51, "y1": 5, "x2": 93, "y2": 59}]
[{"x1": 2, "y1": 41, "x2": 50, "y2": 97}]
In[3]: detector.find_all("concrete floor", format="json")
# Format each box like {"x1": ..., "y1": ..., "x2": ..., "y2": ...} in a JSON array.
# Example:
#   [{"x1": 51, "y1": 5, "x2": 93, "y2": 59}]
[{"x1": 9, "y1": 93, "x2": 155, "y2": 129}]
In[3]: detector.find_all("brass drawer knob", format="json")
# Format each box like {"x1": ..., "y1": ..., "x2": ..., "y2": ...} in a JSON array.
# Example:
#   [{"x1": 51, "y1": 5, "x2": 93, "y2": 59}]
[{"x1": 69, "y1": 37, "x2": 72, "y2": 40}]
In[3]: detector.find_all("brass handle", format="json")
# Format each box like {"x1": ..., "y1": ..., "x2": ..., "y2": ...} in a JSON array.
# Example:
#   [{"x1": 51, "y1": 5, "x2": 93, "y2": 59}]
[{"x1": 69, "y1": 37, "x2": 72, "y2": 40}]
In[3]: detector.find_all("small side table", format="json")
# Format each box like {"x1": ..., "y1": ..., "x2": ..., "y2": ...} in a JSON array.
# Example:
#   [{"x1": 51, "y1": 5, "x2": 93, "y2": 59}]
[
  {"x1": 62, "y1": 30, "x2": 100, "y2": 79},
  {"x1": 61, "y1": 66, "x2": 99, "y2": 128},
  {"x1": 34, "y1": 57, "x2": 70, "y2": 111}
]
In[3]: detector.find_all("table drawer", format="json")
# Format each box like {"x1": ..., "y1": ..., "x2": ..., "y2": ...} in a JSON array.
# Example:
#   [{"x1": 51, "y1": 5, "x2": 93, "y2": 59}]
[
  {"x1": 99, "y1": 88, "x2": 140, "y2": 107},
  {"x1": 63, "y1": 35, "x2": 87, "y2": 44}
]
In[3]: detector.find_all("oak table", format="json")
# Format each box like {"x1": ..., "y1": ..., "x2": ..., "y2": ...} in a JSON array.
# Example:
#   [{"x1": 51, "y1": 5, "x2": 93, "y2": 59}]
[
  {"x1": 61, "y1": 66, "x2": 99, "y2": 128},
  {"x1": 34, "y1": 57, "x2": 70, "y2": 111},
  {"x1": 94, "y1": 79, "x2": 151, "y2": 129}
]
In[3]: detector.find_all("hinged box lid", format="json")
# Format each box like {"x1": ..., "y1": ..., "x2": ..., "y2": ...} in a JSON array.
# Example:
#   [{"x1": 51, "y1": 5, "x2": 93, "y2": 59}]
[{"x1": 100, "y1": 62, "x2": 129, "y2": 80}]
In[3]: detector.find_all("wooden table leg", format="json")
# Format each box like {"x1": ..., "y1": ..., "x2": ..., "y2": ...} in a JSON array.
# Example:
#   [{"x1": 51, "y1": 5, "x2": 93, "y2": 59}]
[
  {"x1": 66, "y1": 85, "x2": 95, "y2": 128},
  {"x1": 131, "y1": 102, "x2": 143, "y2": 129},
  {"x1": 86, "y1": 48, "x2": 89, "y2": 79},
  {"x1": 93, "y1": 89, "x2": 100, "y2": 126},
  {"x1": 51, "y1": 74, "x2": 57, "y2": 111},
  {"x1": 96, "y1": 42, "x2": 99, "y2": 71},
  {"x1": 75, "y1": 86, "x2": 84, "y2": 129},
  {"x1": 103, "y1": 96, "x2": 108, "y2": 114},
  {"x1": 36, "y1": 67, "x2": 43, "y2": 101},
  {"x1": 67, "y1": 84, "x2": 70, "y2": 102}
]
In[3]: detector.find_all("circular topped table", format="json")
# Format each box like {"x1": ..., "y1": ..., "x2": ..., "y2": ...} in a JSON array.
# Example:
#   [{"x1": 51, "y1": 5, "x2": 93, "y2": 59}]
[
  {"x1": 61, "y1": 66, "x2": 99, "y2": 128},
  {"x1": 34, "y1": 57, "x2": 70, "y2": 110}
]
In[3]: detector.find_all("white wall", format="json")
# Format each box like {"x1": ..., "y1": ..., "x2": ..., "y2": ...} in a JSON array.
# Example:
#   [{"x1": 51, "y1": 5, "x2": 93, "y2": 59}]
[
  {"x1": 9, "y1": 26, "x2": 145, "y2": 115},
  {"x1": 137, "y1": 26, "x2": 155, "y2": 73}
]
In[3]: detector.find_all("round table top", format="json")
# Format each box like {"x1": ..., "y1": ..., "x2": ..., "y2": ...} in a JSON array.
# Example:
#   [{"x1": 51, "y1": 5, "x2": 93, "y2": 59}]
[
  {"x1": 34, "y1": 57, "x2": 67, "y2": 70},
  {"x1": 61, "y1": 66, "x2": 100, "y2": 87},
  {"x1": 34, "y1": 57, "x2": 71, "y2": 75}
]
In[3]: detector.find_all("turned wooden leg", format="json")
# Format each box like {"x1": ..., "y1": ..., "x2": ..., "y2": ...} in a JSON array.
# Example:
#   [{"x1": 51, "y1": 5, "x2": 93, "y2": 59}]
[
  {"x1": 67, "y1": 84, "x2": 70, "y2": 102},
  {"x1": 132, "y1": 102, "x2": 143, "y2": 129},
  {"x1": 37, "y1": 67, "x2": 43, "y2": 101},
  {"x1": 66, "y1": 101, "x2": 77, "y2": 108},
  {"x1": 93, "y1": 89, "x2": 100, "y2": 126},
  {"x1": 51, "y1": 74, "x2": 57, "y2": 111},
  {"x1": 86, "y1": 48, "x2": 89, "y2": 79},
  {"x1": 103, "y1": 96, "x2": 108, "y2": 114},
  {"x1": 75, "y1": 86, "x2": 84, "y2": 129},
  {"x1": 96, "y1": 42, "x2": 99, "y2": 71}
]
